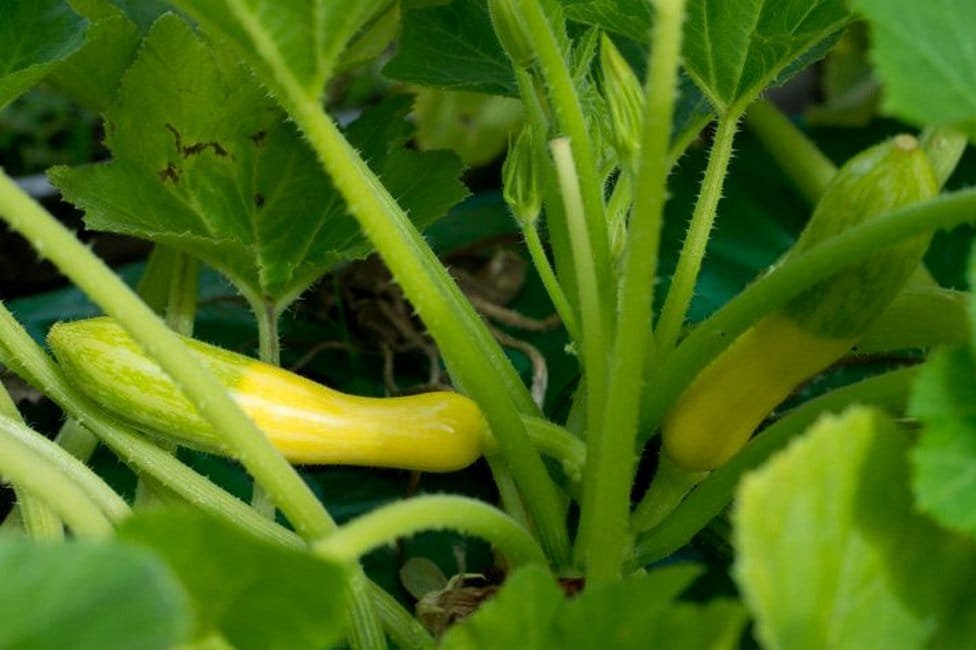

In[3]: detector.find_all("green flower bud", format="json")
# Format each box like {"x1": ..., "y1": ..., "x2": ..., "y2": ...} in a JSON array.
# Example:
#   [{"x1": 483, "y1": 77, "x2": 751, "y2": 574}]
[
  {"x1": 488, "y1": 0, "x2": 535, "y2": 69},
  {"x1": 600, "y1": 34, "x2": 644, "y2": 171},
  {"x1": 502, "y1": 126, "x2": 544, "y2": 226}
]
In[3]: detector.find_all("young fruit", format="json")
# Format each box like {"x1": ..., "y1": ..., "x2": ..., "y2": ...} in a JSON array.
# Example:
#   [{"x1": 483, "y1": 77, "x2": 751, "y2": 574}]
[
  {"x1": 662, "y1": 135, "x2": 938, "y2": 471},
  {"x1": 48, "y1": 317, "x2": 489, "y2": 472}
]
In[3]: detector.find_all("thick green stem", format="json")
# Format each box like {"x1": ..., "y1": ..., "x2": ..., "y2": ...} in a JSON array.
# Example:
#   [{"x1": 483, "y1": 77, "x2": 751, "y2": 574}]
[
  {"x1": 255, "y1": 300, "x2": 280, "y2": 367},
  {"x1": 575, "y1": 0, "x2": 687, "y2": 582},
  {"x1": 630, "y1": 453, "x2": 706, "y2": 533},
  {"x1": 857, "y1": 285, "x2": 969, "y2": 354},
  {"x1": 744, "y1": 100, "x2": 836, "y2": 204},
  {"x1": 0, "y1": 413, "x2": 130, "y2": 523},
  {"x1": 522, "y1": 415, "x2": 586, "y2": 486},
  {"x1": 0, "y1": 377, "x2": 63, "y2": 539},
  {"x1": 550, "y1": 137, "x2": 611, "y2": 566},
  {"x1": 216, "y1": 0, "x2": 570, "y2": 562},
  {"x1": 367, "y1": 582, "x2": 434, "y2": 650},
  {"x1": 631, "y1": 367, "x2": 916, "y2": 565},
  {"x1": 166, "y1": 252, "x2": 200, "y2": 335},
  {"x1": 0, "y1": 420, "x2": 113, "y2": 538},
  {"x1": 136, "y1": 250, "x2": 198, "y2": 508},
  {"x1": 252, "y1": 299, "x2": 281, "y2": 519},
  {"x1": 639, "y1": 188, "x2": 976, "y2": 439},
  {"x1": 655, "y1": 113, "x2": 740, "y2": 354},
  {"x1": 314, "y1": 495, "x2": 547, "y2": 568},
  {"x1": 282, "y1": 91, "x2": 569, "y2": 565},
  {"x1": 0, "y1": 171, "x2": 336, "y2": 539},
  {"x1": 516, "y1": 0, "x2": 615, "y2": 334}
]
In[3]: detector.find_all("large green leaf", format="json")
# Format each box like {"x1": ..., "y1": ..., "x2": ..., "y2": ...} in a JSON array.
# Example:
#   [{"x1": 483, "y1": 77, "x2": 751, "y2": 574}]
[
  {"x1": 48, "y1": 0, "x2": 147, "y2": 112},
  {"x1": 385, "y1": 0, "x2": 516, "y2": 96},
  {"x1": 908, "y1": 346, "x2": 976, "y2": 539},
  {"x1": 50, "y1": 15, "x2": 466, "y2": 312},
  {"x1": 0, "y1": 538, "x2": 189, "y2": 649},
  {"x1": 855, "y1": 0, "x2": 976, "y2": 140},
  {"x1": 441, "y1": 565, "x2": 745, "y2": 650},
  {"x1": 560, "y1": 0, "x2": 650, "y2": 44},
  {"x1": 118, "y1": 508, "x2": 349, "y2": 650},
  {"x1": 170, "y1": 0, "x2": 386, "y2": 103},
  {"x1": 735, "y1": 407, "x2": 976, "y2": 649},
  {"x1": 0, "y1": 0, "x2": 88, "y2": 109},
  {"x1": 683, "y1": 0, "x2": 850, "y2": 114}
]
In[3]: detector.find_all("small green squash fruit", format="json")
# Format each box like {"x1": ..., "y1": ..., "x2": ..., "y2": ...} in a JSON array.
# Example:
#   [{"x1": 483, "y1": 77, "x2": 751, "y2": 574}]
[{"x1": 663, "y1": 135, "x2": 938, "y2": 471}]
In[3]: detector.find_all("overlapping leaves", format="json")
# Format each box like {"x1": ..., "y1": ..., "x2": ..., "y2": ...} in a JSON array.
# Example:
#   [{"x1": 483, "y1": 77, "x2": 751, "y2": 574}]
[
  {"x1": 0, "y1": 0, "x2": 88, "y2": 109},
  {"x1": 735, "y1": 408, "x2": 976, "y2": 649},
  {"x1": 51, "y1": 14, "x2": 466, "y2": 313}
]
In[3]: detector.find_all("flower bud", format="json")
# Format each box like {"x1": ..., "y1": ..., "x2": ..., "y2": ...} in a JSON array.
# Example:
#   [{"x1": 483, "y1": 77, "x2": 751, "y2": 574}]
[
  {"x1": 502, "y1": 126, "x2": 545, "y2": 226},
  {"x1": 488, "y1": 0, "x2": 535, "y2": 69},
  {"x1": 600, "y1": 34, "x2": 644, "y2": 171}
]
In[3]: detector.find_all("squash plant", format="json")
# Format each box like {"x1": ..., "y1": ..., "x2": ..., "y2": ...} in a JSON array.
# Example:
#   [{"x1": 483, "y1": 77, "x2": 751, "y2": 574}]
[{"x1": 2, "y1": 0, "x2": 976, "y2": 647}]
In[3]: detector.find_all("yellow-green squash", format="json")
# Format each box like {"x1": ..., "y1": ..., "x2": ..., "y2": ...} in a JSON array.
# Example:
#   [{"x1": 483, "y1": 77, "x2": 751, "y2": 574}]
[
  {"x1": 663, "y1": 135, "x2": 938, "y2": 471},
  {"x1": 48, "y1": 317, "x2": 489, "y2": 472}
]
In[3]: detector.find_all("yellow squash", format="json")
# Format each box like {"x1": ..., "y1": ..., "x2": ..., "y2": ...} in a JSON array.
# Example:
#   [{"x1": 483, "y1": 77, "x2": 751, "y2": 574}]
[{"x1": 48, "y1": 317, "x2": 489, "y2": 472}]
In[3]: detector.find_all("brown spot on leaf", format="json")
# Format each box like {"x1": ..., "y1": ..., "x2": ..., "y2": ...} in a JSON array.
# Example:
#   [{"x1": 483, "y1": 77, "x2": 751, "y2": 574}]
[
  {"x1": 182, "y1": 141, "x2": 227, "y2": 157},
  {"x1": 158, "y1": 162, "x2": 180, "y2": 183},
  {"x1": 164, "y1": 122, "x2": 227, "y2": 158},
  {"x1": 164, "y1": 123, "x2": 183, "y2": 152}
]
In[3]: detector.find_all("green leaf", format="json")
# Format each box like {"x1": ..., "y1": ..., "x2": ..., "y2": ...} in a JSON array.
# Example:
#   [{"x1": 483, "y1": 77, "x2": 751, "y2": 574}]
[
  {"x1": 117, "y1": 508, "x2": 349, "y2": 650},
  {"x1": 855, "y1": 0, "x2": 976, "y2": 140},
  {"x1": 553, "y1": 567, "x2": 745, "y2": 650},
  {"x1": 385, "y1": 0, "x2": 517, "y2": 96},
  {"x1": 170, "y1": 0, "x2": 386, "y2": 103},
  {"x1": 682, "y1": 0, "x2": 850, "y2": 114},
  {"x1": 48, "y1": 0, "x2": 144, "y2": 112},
  {"x1": 441, "y1": 565, "x2": 746, "y2": 650},
  {"x1": 908, "y1": 346, "x2": 976, "y2": 538},
  {"x1": 735, "y1": 406, "x2": 976, "y2": 649},
  {"x1": 0, "y1": 538, "x2": 189, "y2": 649},
  {"x1": 50, "y1": 15, "x2": 466, "y2": 312},
  {"x1": 561, "y1": 0, "x2": 651, "y2": 44},
  {"x1": 0, "y1": 0, "x2": 89, "y2": 109}
]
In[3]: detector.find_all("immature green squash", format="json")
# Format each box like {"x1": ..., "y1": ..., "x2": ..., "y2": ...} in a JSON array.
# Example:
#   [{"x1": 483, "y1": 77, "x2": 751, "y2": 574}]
[
  {"x1": 663, "y1": 135, "x2": 938, "y2": 471},
  {"x1": 49, "y1": 317, "x2": 489, "y2": 472}
]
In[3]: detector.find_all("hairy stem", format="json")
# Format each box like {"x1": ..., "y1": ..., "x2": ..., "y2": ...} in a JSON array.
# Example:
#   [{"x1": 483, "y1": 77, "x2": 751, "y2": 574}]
[
  {"x1": 283, "y1": 93, "x2": 570, "y2": 564},
  {"x1": 575, "y1": 0, "x2": 687, "y2": 582},
  {"x1": 0, "y1": 419, "x2": 113, "y2": 538},
  {"x1": 0, "y1": 382, "x2": 63, "y2": 539},
  {"x1": 315, "y1": 495, "x2": 547, "y2": 568},
  {"x1": 252, "y1": 299, "x2": 282, "y2": 519},
  {"x1": 523, "y1": 224, "x2": 580, "y2": 343},
  {"x1": 655, "y1": 113, "x2": 740, "y2": 354}
]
